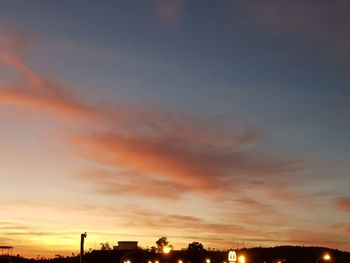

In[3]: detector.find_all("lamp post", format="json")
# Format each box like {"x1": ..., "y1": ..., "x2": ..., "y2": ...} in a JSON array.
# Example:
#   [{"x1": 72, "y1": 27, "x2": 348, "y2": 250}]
[{"x1": 80, "y1": 232, "x2": 87, "y2": 263}]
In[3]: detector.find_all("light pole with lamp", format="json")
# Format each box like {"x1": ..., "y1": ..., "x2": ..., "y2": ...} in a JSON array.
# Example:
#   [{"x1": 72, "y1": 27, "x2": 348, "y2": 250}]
[{"x1": 80, "y1": 232, "x2": 87, "y2": 263}]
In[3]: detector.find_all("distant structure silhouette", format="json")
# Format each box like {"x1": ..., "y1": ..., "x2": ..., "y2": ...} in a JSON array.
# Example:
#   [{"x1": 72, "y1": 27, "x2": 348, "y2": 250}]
[
  {"x1": 114, "y1": 241, "x2": 138, "y2": 250},
  {"x1": 0, "y1": 246, "x2": 13, "y2": 256}
]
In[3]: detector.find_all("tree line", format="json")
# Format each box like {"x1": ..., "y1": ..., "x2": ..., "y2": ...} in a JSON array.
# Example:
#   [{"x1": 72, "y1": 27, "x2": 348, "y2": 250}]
[{"x1": 100, "y1": 236, "x2": 206, "y2": 252}]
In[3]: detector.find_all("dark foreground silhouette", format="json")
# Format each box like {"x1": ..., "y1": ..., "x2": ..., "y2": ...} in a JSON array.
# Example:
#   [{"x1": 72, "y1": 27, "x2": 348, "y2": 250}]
[{"x1": 3, "y1": 246, "x2": 350, "y2": 263}]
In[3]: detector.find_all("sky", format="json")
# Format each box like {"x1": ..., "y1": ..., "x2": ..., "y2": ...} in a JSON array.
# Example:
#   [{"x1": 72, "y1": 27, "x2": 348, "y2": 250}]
[{"x1": 0, "y1": 0, "x2": 350, "y2": 258}]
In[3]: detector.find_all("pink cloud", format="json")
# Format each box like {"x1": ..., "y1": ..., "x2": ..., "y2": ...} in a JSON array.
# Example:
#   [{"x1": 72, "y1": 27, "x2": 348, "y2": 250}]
[{"x1": 335, "y1": 197, "x2": 350, "y2": 213}]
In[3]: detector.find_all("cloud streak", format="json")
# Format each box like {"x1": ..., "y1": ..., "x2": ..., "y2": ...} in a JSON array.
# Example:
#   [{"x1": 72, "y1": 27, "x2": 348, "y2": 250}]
[
  {"x1": 0, "y1": 30, "x2": 109, "y2": 123},
  {"x1": 70, "y1": 131, "x2": 298, "y2": 199}
]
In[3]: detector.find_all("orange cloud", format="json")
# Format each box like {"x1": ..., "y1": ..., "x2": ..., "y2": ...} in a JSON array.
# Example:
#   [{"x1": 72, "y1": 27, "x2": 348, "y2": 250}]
[
  {"x1": 0, "y1": 87, "x2": 100, "y2": 120},
  {"x1": 69, "y1": 129, "x2": 298, "y2": 200}
]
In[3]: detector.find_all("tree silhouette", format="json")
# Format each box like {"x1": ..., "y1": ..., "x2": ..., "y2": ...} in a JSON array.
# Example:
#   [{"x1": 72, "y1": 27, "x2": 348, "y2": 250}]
[
  {"x1": 155, "y1": 237, "x2": 173, "y2": 252},
  {"x1": 100, "y1": 242, "x2": 112, "y2": 250},
  {"x1": 187, "y1": 242, "x2": 204, "y2": 252}
]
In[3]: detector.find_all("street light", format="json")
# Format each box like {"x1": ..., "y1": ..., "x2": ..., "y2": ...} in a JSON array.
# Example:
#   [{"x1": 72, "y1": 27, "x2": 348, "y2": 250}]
[
  {"x1": 316, "y1": 253, "x2": 331, "y2": 263},
  {"x1": 162, "y1": 246, "x2": 172, "y2": 254},
  {"x1": 238, "y1": 255, "x2": 245, "y2": 263},
  {"x1": 119, "y1": 250, "x2": 138, "y2": 263}
]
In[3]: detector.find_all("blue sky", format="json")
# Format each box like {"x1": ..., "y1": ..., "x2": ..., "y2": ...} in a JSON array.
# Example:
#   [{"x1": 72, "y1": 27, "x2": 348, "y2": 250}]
[{"x1": 0, "y1": 0, "x2": 350, "y2": 257}]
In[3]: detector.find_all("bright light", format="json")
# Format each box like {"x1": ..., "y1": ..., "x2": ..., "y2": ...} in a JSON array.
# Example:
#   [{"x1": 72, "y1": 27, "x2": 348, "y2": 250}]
[
  {"x1": 163, "y1": 246, "x2": 172, "y2": 254},
  {"x1": 206, "y1": 259, "x2": 211, "y2": 263},
  {"x1": 238, "y1": 255, "x2": 245, "y2": 263},
  {"x1": 323, "y1": 254, "x2": 331, "y2": 261},
  {"x1": 155, "y1": 261, "x2": 159, "y2": 263},
  {"x1": 126, "y1": 261, "x2": 131, "y2": 263},
  {"x1": 178, "y1": 260, "x2": 183, "y2": 263},
  {"x1": 148, "y1": 261, "x2": 152, "y2": 263}
]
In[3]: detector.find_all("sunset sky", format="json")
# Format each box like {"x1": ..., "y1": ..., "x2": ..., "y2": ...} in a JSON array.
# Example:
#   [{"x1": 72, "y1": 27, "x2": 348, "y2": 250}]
[{"x1": 1, "y1": 0, "x2": 350, "y2": 258}]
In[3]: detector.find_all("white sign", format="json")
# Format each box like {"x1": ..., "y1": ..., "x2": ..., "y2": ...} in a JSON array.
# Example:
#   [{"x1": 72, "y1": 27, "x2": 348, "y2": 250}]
[{"x1": 228, "y1": 250, "x2": 237, "y2": 263}]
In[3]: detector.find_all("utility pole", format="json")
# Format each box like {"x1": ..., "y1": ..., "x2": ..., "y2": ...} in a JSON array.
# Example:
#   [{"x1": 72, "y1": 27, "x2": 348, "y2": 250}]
[{"x1": 80, "y1": 232, "x2": 87, "y2": 263}]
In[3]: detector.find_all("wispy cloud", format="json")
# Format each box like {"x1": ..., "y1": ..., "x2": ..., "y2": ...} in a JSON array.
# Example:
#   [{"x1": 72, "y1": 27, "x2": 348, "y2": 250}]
[
  {"x1": 228, "y1": 1, "x2": 350, "y2": 59},
  {"x1": 0, "y1": 87, "x2": 101, "y2": 121},
  {"x1": 0, "y1": 221, "x2": 31, "y2": 231},
  {"x1": 118, "y1": 208, "x2": 267, "y2": 240},
  {"x1": 70, "y1": 130, "x2": 297, "y2": 200},
  {"x1": 0, "y1": 29, "x2": 108, "y2": 123}
]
